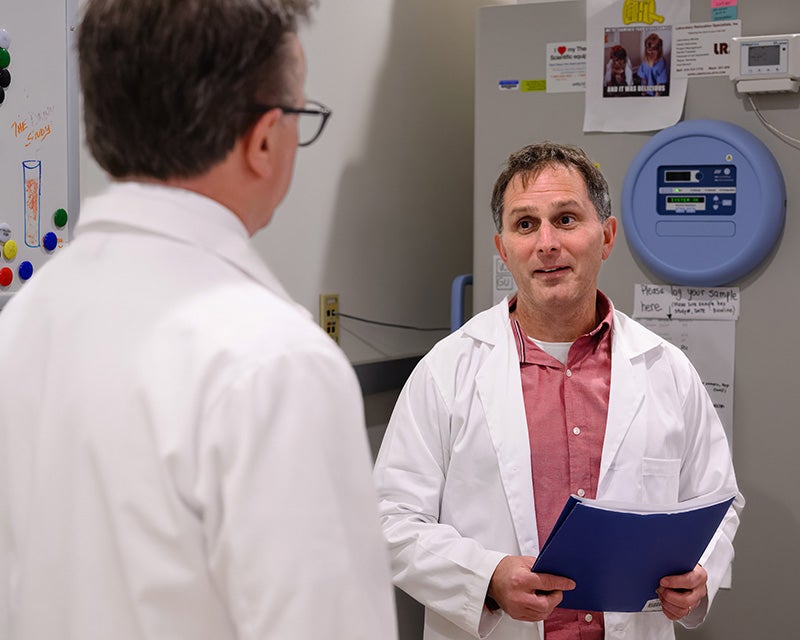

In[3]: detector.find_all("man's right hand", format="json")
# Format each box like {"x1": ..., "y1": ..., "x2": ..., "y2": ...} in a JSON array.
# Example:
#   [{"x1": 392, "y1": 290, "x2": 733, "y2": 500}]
[{"x1": 487, "y1": 555, "x2": 575, "y2": 622}]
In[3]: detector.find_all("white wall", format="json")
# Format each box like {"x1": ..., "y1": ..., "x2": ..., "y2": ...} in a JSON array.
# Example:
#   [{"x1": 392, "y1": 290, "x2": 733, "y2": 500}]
[{"x1": 79, "y1": 0, "x2": 513, "y2": 365}]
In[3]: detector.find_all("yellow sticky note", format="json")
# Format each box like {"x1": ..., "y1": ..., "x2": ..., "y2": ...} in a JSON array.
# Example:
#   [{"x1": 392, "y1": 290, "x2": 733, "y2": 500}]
[{"x1": 521, "y1": 79, "x2": 547, "y2": 92}]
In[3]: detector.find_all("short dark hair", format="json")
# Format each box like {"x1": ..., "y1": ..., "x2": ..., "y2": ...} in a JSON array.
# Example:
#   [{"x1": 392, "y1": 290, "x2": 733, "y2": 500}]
[
  {"x1": 490, "y1": 142, "x2": 611, "y2": 232},
  {"x1": 78, "y1": 0, "x2": 315, "y2": 180},
  {"x1": 610, "y1": 45, "x2": 627, "y2": 61}
]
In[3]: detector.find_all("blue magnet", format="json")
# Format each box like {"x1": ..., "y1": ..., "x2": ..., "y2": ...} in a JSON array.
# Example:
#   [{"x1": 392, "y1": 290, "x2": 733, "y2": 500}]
[
  {"x1": 42, "y1": 231, "x2": 58, "y2": 251},
  {"x1": 18, "y1": 260, "x2": 33, "y2": 281}
]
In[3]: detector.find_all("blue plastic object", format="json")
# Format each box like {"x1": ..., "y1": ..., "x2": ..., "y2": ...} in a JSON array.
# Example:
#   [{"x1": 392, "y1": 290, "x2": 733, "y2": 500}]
[
  {"x1": 42, "y1": 231, "x2": 58, "y2": 251},
  {"x1": 621, "y1": 119, "x2": 786, "y2": 286},
  {"x1": 450, "y1": 274, "x2": 473, "y2": 332},
  {"x1": 18, "y1": 260, "x2": 33, "y2": 281}
]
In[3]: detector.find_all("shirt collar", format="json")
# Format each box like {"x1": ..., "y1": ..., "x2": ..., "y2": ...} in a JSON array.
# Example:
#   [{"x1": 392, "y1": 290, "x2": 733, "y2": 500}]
[{"x1": 509, "y1": 291, "x2": 614, "y2": 365}]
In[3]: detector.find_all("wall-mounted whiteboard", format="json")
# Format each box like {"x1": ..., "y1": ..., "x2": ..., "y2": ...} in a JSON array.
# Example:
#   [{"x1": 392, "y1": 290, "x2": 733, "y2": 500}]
[{"x1": 0, "y1": 0, "x2": 79, "y2": 308}]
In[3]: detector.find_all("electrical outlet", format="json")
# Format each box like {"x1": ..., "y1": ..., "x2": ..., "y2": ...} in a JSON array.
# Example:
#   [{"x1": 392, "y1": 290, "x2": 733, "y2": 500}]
[{"x1": 319, "y1": 293, "x2": 340, "y2": 343}]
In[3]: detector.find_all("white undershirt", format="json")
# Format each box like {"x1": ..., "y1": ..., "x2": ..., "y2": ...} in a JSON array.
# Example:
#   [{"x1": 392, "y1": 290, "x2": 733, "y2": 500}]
[{"x1": 528, "y1": 336, "x2": 574, "y2": 365}]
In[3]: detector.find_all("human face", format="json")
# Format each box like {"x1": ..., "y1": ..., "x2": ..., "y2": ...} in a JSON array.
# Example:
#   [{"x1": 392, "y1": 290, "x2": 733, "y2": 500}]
[{"x1": 494, "y1": 165, "x2": 616, "y2": 331}]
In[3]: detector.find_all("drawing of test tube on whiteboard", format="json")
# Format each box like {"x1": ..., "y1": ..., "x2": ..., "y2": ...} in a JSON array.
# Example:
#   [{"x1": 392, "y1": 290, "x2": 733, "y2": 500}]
[{"x1": 23, "y1": 160, "x2": 41, "y2": 247}]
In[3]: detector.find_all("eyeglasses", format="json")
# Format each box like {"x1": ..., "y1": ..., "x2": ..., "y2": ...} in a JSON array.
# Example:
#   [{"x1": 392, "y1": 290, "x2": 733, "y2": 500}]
[{"x1": 249, "y1": 99, "x2": 332, "y2": 147}]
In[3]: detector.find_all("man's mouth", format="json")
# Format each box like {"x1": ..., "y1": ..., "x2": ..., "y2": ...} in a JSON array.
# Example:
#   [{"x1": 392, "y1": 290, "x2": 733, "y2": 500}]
[{"x1": 536, "y1": 266, "x2": 569, "y2": 274}]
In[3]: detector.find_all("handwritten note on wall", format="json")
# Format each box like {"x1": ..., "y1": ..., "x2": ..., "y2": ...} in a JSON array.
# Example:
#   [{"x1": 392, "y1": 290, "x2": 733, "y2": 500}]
[
  {"x1": 632, "y1": 284, "x2": 737, "y2": 447},
  {"x1": 633, "y1": 283, "x2": 740, "y2": 320}
]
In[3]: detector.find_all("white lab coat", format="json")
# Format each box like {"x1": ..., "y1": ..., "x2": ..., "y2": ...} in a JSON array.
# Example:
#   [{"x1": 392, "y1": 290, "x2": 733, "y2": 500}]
[
  {"x1": 0, "y1": 183, "x2": 397, "y2": 640},
  {"x1": 374, "y1": 298, "x2": 742, "y2": 640}
]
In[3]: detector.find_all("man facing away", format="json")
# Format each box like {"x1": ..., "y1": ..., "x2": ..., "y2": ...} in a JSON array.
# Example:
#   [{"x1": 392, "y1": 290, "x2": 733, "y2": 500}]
[
  {"x1": 0, "y1": 1, "x2": 397, "y2": 639},
  {"x1": 374, "y1": 142, "x2": 743, "y2": 640}
]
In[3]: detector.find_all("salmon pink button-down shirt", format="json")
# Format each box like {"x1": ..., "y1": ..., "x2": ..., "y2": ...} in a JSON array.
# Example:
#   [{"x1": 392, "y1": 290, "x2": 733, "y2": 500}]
[{"x1": 510, "y1": 292, "x2": 613, "y2": 640}]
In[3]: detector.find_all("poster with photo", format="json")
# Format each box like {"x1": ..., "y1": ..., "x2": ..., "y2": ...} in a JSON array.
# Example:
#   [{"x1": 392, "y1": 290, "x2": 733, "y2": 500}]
[
  {"x1": 603, "y1": 25, "x2": 672, "y2": 97},
  {"x1": 585, "y1": 0, "x2": 689, "y2": 132}
]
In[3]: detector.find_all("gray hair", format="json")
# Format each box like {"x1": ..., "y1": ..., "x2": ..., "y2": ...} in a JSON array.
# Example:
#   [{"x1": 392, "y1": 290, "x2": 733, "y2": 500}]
[{"x1": 490, "y1": 142, "x2": 612, "y2": 232}]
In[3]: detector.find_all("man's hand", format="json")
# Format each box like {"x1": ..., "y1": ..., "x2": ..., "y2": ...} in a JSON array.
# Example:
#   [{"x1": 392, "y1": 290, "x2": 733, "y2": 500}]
[
  {"x1": 656, "y1": 564, "x2": 708, "y2": 621},
  {"x1": 487, "y1": 556, "x2": 576, "y2": 622}
]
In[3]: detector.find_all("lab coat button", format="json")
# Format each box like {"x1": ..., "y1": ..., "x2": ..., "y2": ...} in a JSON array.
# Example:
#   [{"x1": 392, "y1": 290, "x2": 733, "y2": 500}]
[
  {"x1": 584, "y1": 613, "x2": 593, "y2": 623},
  {"x1": 573, "y1": 426, "x2": 581, "y2": 435},
  {"x1": 565, "y1": 369, "x2": 572, "y2": 377},
  {"x1": 576, "y1": 488, "x2": 586, "y2": 497}
]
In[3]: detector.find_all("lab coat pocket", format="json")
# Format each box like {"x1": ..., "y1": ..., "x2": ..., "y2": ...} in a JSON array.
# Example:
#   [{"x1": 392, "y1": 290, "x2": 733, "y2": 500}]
[{"x1": 642, "y1": 457, "x2": 681, "y2": 504}]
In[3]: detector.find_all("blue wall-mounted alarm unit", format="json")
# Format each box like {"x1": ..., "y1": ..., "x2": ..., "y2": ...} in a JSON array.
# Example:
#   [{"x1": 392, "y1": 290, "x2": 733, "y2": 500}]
[{"x1": 621, "y1": 119, "x2": 786, "y2": 286}]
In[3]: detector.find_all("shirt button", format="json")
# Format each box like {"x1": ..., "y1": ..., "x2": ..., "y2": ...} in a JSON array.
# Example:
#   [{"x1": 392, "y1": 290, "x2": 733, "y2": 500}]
[
  {"x1": 585, "y1": 613, "x2": 593, "y2": 623},
  {"x1": 577, "y1": 488, "x2": 586, "y2": 497},
  {"x1": 565, "y1": 369, "x2": 572, "y2": 377},
  {"x1": 573, "y1": 426, "x2": 581, "y2": 435}
]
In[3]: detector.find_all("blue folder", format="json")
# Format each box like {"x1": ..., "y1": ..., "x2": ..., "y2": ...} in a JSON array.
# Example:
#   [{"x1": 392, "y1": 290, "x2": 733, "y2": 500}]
[{"x1": 531, "y1": 494, "x2": 735, "y2": 613}]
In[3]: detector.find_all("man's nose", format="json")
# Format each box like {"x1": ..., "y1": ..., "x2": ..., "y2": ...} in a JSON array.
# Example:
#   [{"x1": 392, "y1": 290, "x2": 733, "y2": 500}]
[{"x1": 536, "y1": 223, "x2": 560, "y2": 252}]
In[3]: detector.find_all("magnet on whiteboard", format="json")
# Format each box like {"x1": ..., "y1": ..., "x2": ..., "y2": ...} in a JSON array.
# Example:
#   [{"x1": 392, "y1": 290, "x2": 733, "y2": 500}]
[
  {"x1": 42, "y1": 232, "x2": 58, "y2": 252},
  {"x1": 0, "y1": 29, "x2": 10, "y2": 50}
]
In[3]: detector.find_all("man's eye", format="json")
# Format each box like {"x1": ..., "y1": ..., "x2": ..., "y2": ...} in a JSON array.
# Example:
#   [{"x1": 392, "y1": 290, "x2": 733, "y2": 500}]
[
  {"x1": 519, "y1": 220, "x2": 532, "y2": 230},
  {"x1": 559, "y1": 215, "x2": 576, "y2": 225}
]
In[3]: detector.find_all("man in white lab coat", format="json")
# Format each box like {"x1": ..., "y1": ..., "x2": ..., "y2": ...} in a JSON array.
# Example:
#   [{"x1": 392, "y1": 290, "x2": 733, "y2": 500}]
[
  {"x1": 374, "y1": 142, "x2": 742, "y2": 640},
  {"x1": 0, "y1": 1, "x2": 397, "y2": 639}
]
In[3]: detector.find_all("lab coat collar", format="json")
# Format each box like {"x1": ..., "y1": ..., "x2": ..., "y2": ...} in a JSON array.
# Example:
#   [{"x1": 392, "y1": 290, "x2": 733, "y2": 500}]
[
  {"x1": 76, "y1": 181, "x2": 300, "y2": 310},
  {"x1": 460, "y1": 295, "x2": 663, "y2": 359}
]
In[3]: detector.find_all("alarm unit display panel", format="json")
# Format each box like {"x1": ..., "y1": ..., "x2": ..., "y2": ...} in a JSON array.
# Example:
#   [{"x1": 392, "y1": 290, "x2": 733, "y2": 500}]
[
  {"x1": 621, "y1": 120, "x2": 786, "y2": 286},
  {"x1": 657, "y1": 165, "x2": 737, "y2": 216}
]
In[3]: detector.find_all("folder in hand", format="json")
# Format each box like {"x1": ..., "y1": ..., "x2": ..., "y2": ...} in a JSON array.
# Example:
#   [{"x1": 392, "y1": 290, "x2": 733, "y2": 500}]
[{"x1": 531, "y1": 493, "x2": 735, "y2": 613}]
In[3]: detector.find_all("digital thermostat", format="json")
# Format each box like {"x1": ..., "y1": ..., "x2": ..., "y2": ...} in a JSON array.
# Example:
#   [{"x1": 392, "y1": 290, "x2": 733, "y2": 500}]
[
  {"x1": 621, "y1": 120, "x2": 786, "y2": 286},
  {"x1": 730, "y1": 33, "x2": 800, "y2": 93}
]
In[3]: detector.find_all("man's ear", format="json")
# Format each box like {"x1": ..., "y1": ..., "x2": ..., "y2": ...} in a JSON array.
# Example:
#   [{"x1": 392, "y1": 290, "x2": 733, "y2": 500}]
[
  {"x1": 243, "y1": 108, "x2": 283, "y2": 178},
  {"x1": 494, "y1": 233, "x2": 509, "y2": 263}
]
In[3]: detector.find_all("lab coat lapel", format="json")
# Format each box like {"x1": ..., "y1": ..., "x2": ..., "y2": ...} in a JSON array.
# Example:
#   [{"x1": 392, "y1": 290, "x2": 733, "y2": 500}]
[
  {"x1": 472, "y1": 306, "x2": 538, "y2": 556},
  {"x1": 598, "y1": 312, "x2": 648, "y2": 492}
]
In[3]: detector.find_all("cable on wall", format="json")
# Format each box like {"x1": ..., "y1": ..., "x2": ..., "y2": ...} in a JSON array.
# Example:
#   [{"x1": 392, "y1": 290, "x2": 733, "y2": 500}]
[
  {"x1": 335, "y1": 312, "x2": 449, "y2": 332},
  {"x1": 747, "y1": 95, "x2": 800, "y2": 150}
]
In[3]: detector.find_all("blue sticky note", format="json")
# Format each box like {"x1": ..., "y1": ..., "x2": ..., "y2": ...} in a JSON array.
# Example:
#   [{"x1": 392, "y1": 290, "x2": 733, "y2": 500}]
[{"x1": 712, "y1": 6, "x2": 738, "y2": 20}]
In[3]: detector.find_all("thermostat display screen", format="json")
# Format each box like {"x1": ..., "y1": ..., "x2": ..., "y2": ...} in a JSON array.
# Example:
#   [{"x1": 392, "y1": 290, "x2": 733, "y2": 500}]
[
  {"x1": 657, "y1": 165, "x2": 737, "y2": 215},
  {"x1": 749, "y1": 44, "x2": 781, "y2": 67}
]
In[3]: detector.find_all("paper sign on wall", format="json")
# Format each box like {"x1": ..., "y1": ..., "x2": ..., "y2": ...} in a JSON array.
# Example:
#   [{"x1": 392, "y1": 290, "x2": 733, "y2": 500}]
[
  {"x1": 633, "y1": 284, "x2": 737, "y2": 449},
  {"x1": 584, "y1": 0, "x2": 690, "y2": 132}
]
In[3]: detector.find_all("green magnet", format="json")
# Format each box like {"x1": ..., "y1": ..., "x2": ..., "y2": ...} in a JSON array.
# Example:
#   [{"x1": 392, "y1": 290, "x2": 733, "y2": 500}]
[{"x1": 54, "y1": 208, "x2": 68, "y2": 228}]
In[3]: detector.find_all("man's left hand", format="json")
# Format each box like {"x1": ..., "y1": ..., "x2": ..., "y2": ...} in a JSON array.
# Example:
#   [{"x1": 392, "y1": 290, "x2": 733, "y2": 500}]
[{"x1": 656, "y1": 564, "x2": 707, "y2": 621}]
